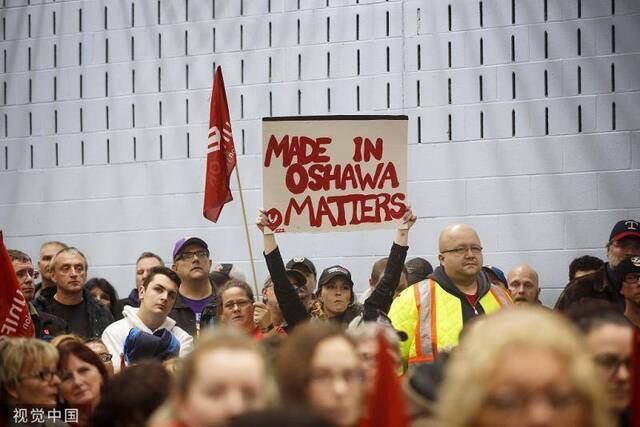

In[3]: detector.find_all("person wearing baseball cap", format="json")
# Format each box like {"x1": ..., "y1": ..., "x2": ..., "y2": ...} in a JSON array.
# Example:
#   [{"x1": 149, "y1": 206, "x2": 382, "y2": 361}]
[
  {"x1": 312, "y1": 265, "x2": 363, "y2": 324},
  {"x1": 555, "y1": 220, "x2": 640, "y2": 313},
  {"x1": 618, "y1": 256, "x2": 640, "y2": 327},
  {"x1": 169, "y1": 236, "x2": 217, "y2": 338},
  {"x1": 286, "y1": 256, "x2": 318, "y2": 303}
]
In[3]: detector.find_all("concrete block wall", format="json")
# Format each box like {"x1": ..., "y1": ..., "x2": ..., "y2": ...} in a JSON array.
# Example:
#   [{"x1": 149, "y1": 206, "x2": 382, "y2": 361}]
[{"x1": 1, "y1": 0, "x2": 639, "y2": 307}]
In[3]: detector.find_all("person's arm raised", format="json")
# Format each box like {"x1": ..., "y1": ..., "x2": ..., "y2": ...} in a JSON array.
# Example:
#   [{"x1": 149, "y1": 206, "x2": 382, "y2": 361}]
[
  {"x1": 257, "y1": 210, "x2": 310, "y2": 329},
  {"x1": 362, "y1": 207, "x2": 417, "y2": 321}
]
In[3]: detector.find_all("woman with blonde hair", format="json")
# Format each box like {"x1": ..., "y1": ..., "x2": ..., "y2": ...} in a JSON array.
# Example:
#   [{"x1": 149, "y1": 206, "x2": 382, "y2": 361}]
[
  {"x1": 436, "y1": 307, "x2": 613, "y2": 427},
  {"x1": 0, "y1": 338, "x2": 61, "y2": 425}
]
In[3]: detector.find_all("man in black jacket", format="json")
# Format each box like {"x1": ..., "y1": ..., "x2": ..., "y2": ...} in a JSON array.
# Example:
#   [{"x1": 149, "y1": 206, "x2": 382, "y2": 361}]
[
  {"x1": 34, "y1": 247, "x2": 113, "y2": 338},
  {"x1": 9, "y1": 249, "x2": 67, "y2": 339},
  {"x1": 555, "y1": 220, "x2": 640, "y2": 313}
]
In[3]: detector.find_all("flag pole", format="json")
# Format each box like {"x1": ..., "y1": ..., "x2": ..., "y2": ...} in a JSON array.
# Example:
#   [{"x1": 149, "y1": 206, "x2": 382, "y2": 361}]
[{"x1": 234, "y1": 164, "x2": 260, "y2": 297}]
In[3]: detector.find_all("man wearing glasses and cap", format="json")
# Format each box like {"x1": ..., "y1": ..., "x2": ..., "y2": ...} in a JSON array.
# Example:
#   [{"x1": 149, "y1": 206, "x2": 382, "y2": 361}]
[
  {"x1": 170, "y1": 237, "x2": 217, "y2": 338},
  {"x1": 555, "y1": 220, "x2": 640, "y2": 313}
]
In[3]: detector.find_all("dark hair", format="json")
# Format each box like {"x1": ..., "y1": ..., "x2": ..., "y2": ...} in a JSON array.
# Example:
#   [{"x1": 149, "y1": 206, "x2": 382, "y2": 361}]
[
  {"x1": 370, "y1": 257, "x2": 409, "y2": 287},
  {"x1": 565, "y1": 301, "x2": 631, "y2": 334},
  {"x1": 7, "y1": 249, "x2": 31, "y2": 263},
  {"x1": 57, "y1": 341, "x2": 109, "y2": 389},
  {"x1": 141, "y1": 266, "x2": 181, "y2": 290},
  {"x1": 569, "y1": 255, "x2": 604, "y2": 281},
  {"x1": 216, "y1": 279, "x2": 255, "y2": 317},
  {"x1": 276, "y1": 322, "x2": 357, "y2": 404},
  {"x1": 136, "y1": 252, "x2": 164, "y2": 266},
  {"x1": 90, "y1": 360, "x2": 172, "y2": 427},
  {"x1": 85, "y1": 278, "x2": 120, "y2": 317}
]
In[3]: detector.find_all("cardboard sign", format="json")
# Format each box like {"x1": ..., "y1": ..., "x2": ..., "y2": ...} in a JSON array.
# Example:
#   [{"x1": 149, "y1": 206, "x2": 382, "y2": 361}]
[{"x1": 262, "y1": 115, "x2": 408, "y2": 233}]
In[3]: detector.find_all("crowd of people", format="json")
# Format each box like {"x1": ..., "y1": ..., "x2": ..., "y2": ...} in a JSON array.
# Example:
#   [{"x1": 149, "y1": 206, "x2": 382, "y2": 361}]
[{"x1": 1, "y1": 211, "x2": 640, "y2": 427}]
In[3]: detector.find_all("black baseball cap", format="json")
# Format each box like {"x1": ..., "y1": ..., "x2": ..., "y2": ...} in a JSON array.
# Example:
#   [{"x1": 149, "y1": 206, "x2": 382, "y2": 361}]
[
  {"x1": 318, "y1": 265, "x2": 353, "y2": 288},
  {"x1": 618, "y1": 256, "x2": 640, "y2": 277},
  {"x1": 609, "y1": 220, "x2": 640, "y2": 242},
  {"x1": 286, "y1": 256, "x2": 317, "y2": 276}
]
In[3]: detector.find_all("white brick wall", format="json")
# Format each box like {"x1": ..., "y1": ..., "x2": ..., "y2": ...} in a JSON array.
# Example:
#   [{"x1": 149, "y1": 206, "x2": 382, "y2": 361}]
[{"x1": 1, "y1": 0, "x2": 639, "y2": 307}]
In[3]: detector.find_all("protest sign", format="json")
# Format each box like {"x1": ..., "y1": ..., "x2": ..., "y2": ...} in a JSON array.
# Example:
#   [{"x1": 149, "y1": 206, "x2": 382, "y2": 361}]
[{"x1": 262, "y1": 115, "x2": 408, "y2": 233}]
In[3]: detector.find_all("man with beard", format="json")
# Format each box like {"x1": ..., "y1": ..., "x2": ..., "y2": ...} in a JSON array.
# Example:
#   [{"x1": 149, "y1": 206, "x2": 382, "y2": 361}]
[
  {"x1": 507, "y1": 264, "x2": 543, "y2": 306},
  {"x1": 389, "y1": 224, "x2": 513, "y2": 371},
  {"x1": 8, "y1": 249, "x2": 67, "y2": 338},
  {"x1": 170, "y1": 237, "x2": 217, "y2": 337},
  {"x1": 555, "y1": 220, "x2": 640, "y2": 313}
]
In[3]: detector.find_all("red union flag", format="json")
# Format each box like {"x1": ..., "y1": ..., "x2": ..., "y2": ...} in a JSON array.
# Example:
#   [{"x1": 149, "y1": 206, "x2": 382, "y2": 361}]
[
  {"x1": 360, "y1": 331, "x2": 409, "y2": 427},
  {"x1": 203, "y1": 66, "x2": 237, "y2": 222},
  {"x1": 0, "y1": 231, "x2": 34, "y2": 337}
]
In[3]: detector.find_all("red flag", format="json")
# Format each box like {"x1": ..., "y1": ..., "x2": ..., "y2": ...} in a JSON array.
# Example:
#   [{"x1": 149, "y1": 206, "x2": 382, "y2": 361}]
[
  {"x1": 203, "y1": 66, "x2": 237, "y2": 222},
  {"x1": 632, "y1": 327, "x2": 640, "y2": 427},
  {"x1": 0, "y1": 231, "x2": 34, "y2": 337},
  {"x1": 361, "y1": 331, "x2": 410, "y2": 427}
]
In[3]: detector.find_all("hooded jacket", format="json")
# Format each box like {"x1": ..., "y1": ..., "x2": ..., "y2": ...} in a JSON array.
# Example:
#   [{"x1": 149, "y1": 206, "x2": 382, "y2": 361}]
[
  {"x1": 102, "y1": 305, "x2": 193, "y2": 372},
  {"x1": 389, "y1": 266, "x2": 512, "y2": 370},
  {"x1": 33, "y1": 286, "x2": 114, "y2": 338}
]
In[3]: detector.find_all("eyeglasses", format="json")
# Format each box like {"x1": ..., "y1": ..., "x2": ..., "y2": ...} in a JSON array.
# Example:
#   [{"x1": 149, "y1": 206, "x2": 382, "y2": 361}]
[
  {"x1": 223, "y1": 299, "x2": 252, "y2": 310},
  {"x1": 16, "y1": 269, "x2": 40, "y2": 280},
  {"x1": 593, "y1": 354, "x2": 630, "y2": 376},
  {"x1": 623, "y1": 274, "x2": 640, "y2": 284},
  {"x1": 440, "y1": 245, "x2": 483, "y2": 255},
  {"x1": 58, "y1": 264, "x2": 86, "y2": 274},
  {"x1": 97, "y1": 353, "x2": 113, "y2": 362},
  {"x1": 19, "y1": 369, "x2": 60, "y2": 383},
  {"x1": 485, "y1": 388, "x2": 583, "y2": 415},
  {"x1": 308, "y1": 368, "x2": 365, "y2": 388},
  {"x1": 176, "y1": 250, "x2": 209, "y2": 262}
]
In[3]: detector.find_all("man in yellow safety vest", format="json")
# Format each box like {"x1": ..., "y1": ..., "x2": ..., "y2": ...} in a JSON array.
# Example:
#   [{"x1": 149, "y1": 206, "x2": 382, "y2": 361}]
[{"x1": 389, "y1": 224, "x2": 512, "y2": 372}]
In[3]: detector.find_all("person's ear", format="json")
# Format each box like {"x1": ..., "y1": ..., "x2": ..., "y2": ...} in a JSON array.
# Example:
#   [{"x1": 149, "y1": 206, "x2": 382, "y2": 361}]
[
  {"x1": 138, "y1": 286, "x2": 146, "y2": 301},
  {"x1": 4, "y1": 381, "x2": 20, "y2": 401}
]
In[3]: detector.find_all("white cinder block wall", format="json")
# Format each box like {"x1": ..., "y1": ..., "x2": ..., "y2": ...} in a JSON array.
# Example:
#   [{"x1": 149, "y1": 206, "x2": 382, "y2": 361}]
[{"x1": 1, "y1": 0, "x2": 639, "y2": 306}]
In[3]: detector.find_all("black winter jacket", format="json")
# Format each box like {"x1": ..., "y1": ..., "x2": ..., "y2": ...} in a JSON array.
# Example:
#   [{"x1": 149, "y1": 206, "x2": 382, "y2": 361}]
[{"x1": 33, "y1": 286, "x2": 114, "y2": 338}]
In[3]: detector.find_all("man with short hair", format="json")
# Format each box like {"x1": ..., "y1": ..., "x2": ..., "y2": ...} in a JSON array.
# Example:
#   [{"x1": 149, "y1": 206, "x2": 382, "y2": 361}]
[
  {"x1": 102, "y1": 266, "x2": 193, "y2": 371},
  {"x1": 389, "y1": 224, "x2": 512, "y2": 371},
  {"x1": 569, "y1": 255, "x2": 605, "y2": 281},
  {"x1": 8, "y1": 249, "x2": 67, "y2": 339},
  {"x1": 34, "y1": 241, "x2": 67, "y2": 295},
  {"x1": 119, "y1": 252, "x2": 165, "y2": 310},
  {"x1": 507, "y1": 264, "x2": 542, "y2": 305},
  {"x1": 405, "y1": 257, "x2": 433, "y2": 286},
  {"x1": 34, "y1": 247, "x2": 114, "y2": 338},
  {"x1": 555, "y1": 220, "x2": 640, "y2": 313},
  {"x1": 170, "y1": 237, "x2": 217, "y2": 337}
]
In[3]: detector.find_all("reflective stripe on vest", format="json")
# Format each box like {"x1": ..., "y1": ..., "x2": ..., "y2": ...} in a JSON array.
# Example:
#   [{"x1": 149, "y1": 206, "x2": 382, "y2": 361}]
[{"x1": 409, "y1": 279, "x2": 511, "y2": 364}]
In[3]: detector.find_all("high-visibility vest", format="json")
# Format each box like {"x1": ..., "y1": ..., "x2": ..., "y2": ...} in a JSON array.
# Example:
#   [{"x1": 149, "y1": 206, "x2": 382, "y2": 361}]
[{"x1": 409, "y1": 279, "x2": 512, "y2": 365}]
